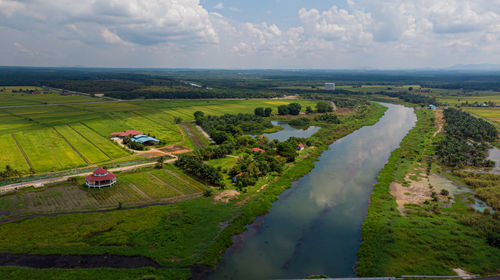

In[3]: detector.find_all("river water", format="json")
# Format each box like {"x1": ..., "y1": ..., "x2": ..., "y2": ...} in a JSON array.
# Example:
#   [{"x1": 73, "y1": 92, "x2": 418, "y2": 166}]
[
  {"x1": 209, "y1": 103, "x2": 417, "y2": 280},
  {"x1": 261, "y1": 121, "x2": 320, "y2": 142}
]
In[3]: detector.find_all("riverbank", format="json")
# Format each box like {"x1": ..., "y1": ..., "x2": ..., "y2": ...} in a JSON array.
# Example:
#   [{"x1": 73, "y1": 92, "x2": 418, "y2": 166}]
[
  {"x1": 200, "y1": 102, "x2": 389, "y2": 277},
  {"x1": 358, "y1": 109, "x2": 500, "y2": 277}
]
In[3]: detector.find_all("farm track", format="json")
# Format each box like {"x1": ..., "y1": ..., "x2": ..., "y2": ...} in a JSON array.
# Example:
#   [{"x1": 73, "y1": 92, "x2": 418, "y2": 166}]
[
  {"x1": 10, "y1": 134, "x2": 33, "y2": 170},
  {"x1": 53, "y1": 127, "x2": 90, "y2": 165},
  {"x1": 68, "y1": 124, "x2": 112, "y2": 159}
]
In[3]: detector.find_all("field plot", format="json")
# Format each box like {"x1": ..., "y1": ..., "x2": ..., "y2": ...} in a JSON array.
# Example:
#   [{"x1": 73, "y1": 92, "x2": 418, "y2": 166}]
[
  {"x1": 69, "y1": 123, "x2": 129, "y2": 159},
  {"x1": 0, "y1": 112, "x2": 37, "y2": 135},
  {"x1": 13, "y1": 129, "x2": 87, "y2": 172},
  {"x1": 0, "y1": 134, "x2": 30, "y2": 172},
  {"x1": 54, "y1": 125, "x2": 110, "y2": 163},
  {"x1": 120, "y1": 172, "x2": 180, "y2": 199},
  {"x1": 0, "y1": 166, "x2": 204, "y2": 216},
  {"x1": 106, "y1": 111, "x2": 182, "y2": 144}
]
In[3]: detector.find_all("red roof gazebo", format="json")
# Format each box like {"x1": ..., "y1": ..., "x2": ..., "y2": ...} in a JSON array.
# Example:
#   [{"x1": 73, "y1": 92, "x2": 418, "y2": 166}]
[{"x1": 85, "y1": 168, "x2": 116, "y2": 188}]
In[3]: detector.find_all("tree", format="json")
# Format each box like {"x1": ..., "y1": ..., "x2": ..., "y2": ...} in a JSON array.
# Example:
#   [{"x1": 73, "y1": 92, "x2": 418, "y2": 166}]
[
  {"x1": 155, "y1": 156, "x2": 166, "y2": 169},
  {"x1": 306, "y1": 106, "x2": 313, "y2": 114},
  {"x1": 194, "y1": 111, "x2": 204, "y2": 119},
  {"x1": 174, "y1": 117, "x2": 182, "y2": 124},
  {"x1": 288, "y1": 103, "x2": 302, "y2": 115},
  {"x1": 278, "y1": 105, "x2": 289, "y2": 115},
  {"x1": 316, "y1": 101, "x2": 333, "y2": 113},
  {"x1": 277, "y1": 142, "x2": 297, "y2": 162},
  {"x1": 254, "y1": 107, "x2": 264, "y2": 116},
  {"x1": 264, "y1": 107, "x2": 272, "y2": 117}
]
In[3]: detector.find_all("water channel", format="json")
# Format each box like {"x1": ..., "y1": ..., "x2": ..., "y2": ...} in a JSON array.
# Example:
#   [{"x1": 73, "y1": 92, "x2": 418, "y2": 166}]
[{"x1": 209, "y1": 103, "x2": 417, "y2": 279}]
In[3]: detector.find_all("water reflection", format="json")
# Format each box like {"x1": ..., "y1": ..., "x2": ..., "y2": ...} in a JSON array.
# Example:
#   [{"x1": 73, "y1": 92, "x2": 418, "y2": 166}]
[
  {"x1": 209, "y1": 103, "x2": 417, "y2": 280},
  {"x1": 260, "y1": 121, "x2": 320, "y2": 142}
]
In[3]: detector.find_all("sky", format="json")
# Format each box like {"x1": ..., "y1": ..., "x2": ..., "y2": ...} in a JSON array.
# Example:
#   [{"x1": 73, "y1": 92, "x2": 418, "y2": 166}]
[{"x1": 0, "y1": 0, "x2": 499, "y2": 69}]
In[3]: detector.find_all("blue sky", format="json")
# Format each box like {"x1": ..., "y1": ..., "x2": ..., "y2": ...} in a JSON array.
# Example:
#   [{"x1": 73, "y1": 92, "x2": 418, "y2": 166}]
[{"x1": 0, "y1": 0, "x2": 499, "y2": 69}]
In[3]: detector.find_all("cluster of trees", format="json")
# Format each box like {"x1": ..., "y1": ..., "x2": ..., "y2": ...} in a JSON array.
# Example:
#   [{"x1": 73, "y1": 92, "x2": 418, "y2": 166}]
[
  {"x1": 316, "y1": 101, "x2": 334, "y2": 113},
  {"x1": 460, "y1": 101, "x2": 497, "y2": 107},
  {"x1": 444, "y1": 108, "x2": 497, "y2": 142},
  {"x1": 175, "y1": 154, "x2": 224, "y2": 187},
  {"x1": 315, "y1": 114, "x2": 340, "y2": 123},
  {"x1": 254, "y1": 107, "x2": 273, "y2": 117},
  {"x1": 229, "y1": 154, "x2": 283, "y2": 189},
  {"x1": 278, "y1": 103, "x2": 301, "y2": 115},
  {"x1": 288, "y1": 117, "x2": 310, "y2": 128},
  {"x1": 193, "y1": 143, "x2": 235, "y2": 161},
  {"x1": 0, "y1": 165, "x2": 21, "y2": 179},
  {"x1": 382, "y1": 91, "x2": 437, "y2": 105},
  {"x1": 194, "y1": 111, "x2": 273, "y2": 144},
  {"x1": 436, "y1": 108, "x2": 498, "y2": 167},
  {"x1": 122, "y1": 136, "x2": 145, "y2": 150}
]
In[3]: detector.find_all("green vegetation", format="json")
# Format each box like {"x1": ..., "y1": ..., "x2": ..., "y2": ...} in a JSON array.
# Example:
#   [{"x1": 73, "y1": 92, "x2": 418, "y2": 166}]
[
  {"x1": 358, "y1": 108, "x2": 500, "y2": 277},
  {"x1": 0, "y1": 95, "x2": 386, "y2": 279},
  {"x1": 175, "y1": 154, "x2": 224, "y2": 187},
  {"x1": 436, "y1": 108, "x2": 497, "y2": 167},
  {"x1": 0, "y1": 267, "x2": 190, "y2": 280}
]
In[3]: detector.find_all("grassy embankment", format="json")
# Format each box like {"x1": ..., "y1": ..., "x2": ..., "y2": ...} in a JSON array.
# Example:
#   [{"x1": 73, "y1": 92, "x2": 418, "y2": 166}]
[
  {"x1": 0, "y1": 102, "x2": 386, "y2": 280},
  {"x1": 358, "y1": 109, "x2": 500, "y2": 277}
]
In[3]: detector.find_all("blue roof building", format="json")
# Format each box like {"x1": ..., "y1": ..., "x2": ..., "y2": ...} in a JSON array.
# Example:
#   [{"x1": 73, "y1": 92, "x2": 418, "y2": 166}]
[
  {"x1": 130, "y1": 134, "x2": 160, "y2": 144},
  {"x1": 428, "y1": 104, "x2": 437, "y2": 109}
]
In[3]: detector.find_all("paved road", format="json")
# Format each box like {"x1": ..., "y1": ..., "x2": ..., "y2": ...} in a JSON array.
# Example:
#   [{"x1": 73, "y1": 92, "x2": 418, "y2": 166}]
[{"x1": 0, "y1": 158, "x2": 177, "y2": 194}]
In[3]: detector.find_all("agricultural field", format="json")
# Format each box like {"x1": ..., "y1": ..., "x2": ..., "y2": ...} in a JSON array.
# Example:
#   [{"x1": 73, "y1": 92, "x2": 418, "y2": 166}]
[
  {"x1": 0, "y1": 97, "x2": 317, "y2": 175},
  {"x1": 438, "y1": 95, "x2": 500, "y2": 106},
  {"x1": 0, "y1": 165, "x2": 205, "y2": 217},
  {"x1": 0, "y1": 86, "x2": 98, "y2": 106}
]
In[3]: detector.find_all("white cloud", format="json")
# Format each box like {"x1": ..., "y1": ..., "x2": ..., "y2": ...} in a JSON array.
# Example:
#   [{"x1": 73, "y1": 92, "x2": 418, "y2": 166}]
[
  {"x1": 1, "y1": 0, "x2": 500, "y2": 68},
  {"x1": 13, "y1": 42, "x2": 36, "y2": 56},
  {"x1": 0, "y1": 0, "x2": 219, "y2": 45}
]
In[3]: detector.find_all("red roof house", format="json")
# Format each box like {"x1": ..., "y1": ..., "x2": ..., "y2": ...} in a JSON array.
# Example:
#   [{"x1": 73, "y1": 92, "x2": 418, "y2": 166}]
[
  {"x1": 111, "y1": 130, "x2": 143, "y2": 137},
  {"x1": 252, "y1": 147, "x2": 265, "y2": 153},
  {"x1": 85, "y1": 167, "x2": 116, "y2": 188}
]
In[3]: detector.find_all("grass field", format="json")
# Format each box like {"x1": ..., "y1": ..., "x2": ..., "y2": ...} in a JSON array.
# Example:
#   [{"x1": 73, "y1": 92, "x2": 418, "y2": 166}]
[
  {"x1": 0, "y1": 97, "x2": 317, "y2": 175},
  {"x1": 0, "y1": 165, "x2": 205, "y2": 216}
]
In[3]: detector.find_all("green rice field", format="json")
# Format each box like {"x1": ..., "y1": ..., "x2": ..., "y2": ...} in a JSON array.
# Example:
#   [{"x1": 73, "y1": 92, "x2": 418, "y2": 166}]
[{"x1": 0, "y1": 96, "x2": 317, "y2": 175}]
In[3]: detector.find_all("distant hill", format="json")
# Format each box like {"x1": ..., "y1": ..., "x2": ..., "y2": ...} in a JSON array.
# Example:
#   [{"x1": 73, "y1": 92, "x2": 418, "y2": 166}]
[{"x1": 447, "y1": 64, "x2": 500, "y2": 71}]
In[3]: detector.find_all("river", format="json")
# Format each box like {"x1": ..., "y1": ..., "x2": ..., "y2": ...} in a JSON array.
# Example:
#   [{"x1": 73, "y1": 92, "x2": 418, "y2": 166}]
[{"x1": 209, "y1": 103, "x2": 417, "y2": 279}]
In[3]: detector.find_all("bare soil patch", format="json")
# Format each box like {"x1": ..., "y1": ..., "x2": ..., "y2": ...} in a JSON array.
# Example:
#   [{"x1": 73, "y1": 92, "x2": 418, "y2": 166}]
[
  {"x1": 214, "y1": 190, "x2": 240, "y2": 203},
  {"x1": 160, "y1": 144, "x2": 191, "y2": 154},
  {"x1": 390, "y1": 175, "x2": 432, "y2": 215},
  {"x1": 434, "y1": 109, "x2": 445, "y2": 137}
]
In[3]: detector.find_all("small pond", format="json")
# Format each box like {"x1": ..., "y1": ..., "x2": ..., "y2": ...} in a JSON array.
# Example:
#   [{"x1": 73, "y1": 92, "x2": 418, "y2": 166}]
[{"x1": 258, "y1": 121, "x2": 320, "y2": 142}]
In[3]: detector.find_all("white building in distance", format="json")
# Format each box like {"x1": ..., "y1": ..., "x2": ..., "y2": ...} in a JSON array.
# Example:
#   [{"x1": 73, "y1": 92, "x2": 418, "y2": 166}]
[{"x1": 325, "y1": 83, "x2": 335, "y2": 91}]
